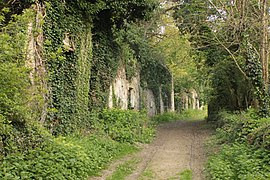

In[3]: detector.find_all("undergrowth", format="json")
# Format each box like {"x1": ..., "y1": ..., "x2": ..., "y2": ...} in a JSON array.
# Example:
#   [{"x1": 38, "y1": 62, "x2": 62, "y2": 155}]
[
  {"x1": 99, "y1": 109, "x2": 155, "y2": 143},
  {"x1": 168, "y1": 169, "x2": 193, "y2": 180},
  {"x1": 206, "y1": 110, "x2": 270, "y2": 179},
  {"x1": 152, "y1": 109, "x2": 207, "y2": 123},
  {"x1": 106, "y1": 158, "x2": 140, "y2": 180},
  {"x1": 0, "y1": 109, "x2": 154, "y2": 179},
  {"x1": 0, "y1": 134, "x2": 137, "y2": 180}
]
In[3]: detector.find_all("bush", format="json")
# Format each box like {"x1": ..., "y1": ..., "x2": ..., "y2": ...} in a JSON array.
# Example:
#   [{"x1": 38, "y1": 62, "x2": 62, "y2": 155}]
[
  {"x1": 0, "y1": 7, "x2": 48, "y2": 158},
  {"x1": 0, "y1": 135, "x2": 136, "y2": 179},
  {"x1": 207, "y1": 143, "x2": 270, "y2": 180},
  {"x1": 99, "y1": 109, "x2": 155, "y2": 143},
  {"x1": 0, "y1": 108, "x2": 154, "y2": 179},
  {"x1": 213, "y1": 111, "x2": 270, "y2": 148},
  {"x1": 152, "y1": 109, "x2": 207, "y2": 123},
  {"x1": 207, "y1": 110, "x2": 270, "y2": 179}
]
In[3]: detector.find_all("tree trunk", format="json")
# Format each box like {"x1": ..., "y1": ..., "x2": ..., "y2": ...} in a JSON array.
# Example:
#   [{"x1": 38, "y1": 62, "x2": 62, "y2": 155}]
[
  {"x1": 260, "y1": 0, "x2": 269, "y2": 90},
  {"x1": 170, "y1": 75, "x2": 175, "y2": 112}
]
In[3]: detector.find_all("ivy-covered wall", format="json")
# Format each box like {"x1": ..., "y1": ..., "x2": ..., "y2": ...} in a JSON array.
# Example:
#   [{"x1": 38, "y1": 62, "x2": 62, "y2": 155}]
[
  {"x1": 43, "y1": 0, "x2": 93, "y2": 134},
  {"x1": 0, "y1": 0, "x2": 173, "y2": 136},
  {"x1": 107, "y1": 64, "x2": 172, "y2": 116},
  {"x1": 41, "y1": 0, "x2": 173, "y2": 134}
]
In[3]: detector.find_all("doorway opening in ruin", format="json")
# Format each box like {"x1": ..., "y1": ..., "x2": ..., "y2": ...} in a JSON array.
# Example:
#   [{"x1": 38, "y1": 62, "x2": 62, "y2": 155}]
[{"x1": 128, "y1": 87, "x2": 134, "y2": 110}]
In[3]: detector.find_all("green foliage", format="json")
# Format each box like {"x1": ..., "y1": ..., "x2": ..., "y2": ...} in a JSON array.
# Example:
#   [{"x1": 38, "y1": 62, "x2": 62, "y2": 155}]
[
  {"x1": 178, "y1": 169, "x2": 193, "y2": 180},
  {"x1": 75, "y1": 0, "x2": 157, "y2": 26},
  {"x1": 208, "y1": 57, "x2": 253, "y2": 117},
  {"x1": 245, "y1": 41, "x2": 270, "y2": 117},
  {"x1": 107, "y1": 158, "x2": 139, "y2": 180},
  {"x1": 152, "y1": 109, "x2": 207, "y2": 123},
  {"x1": 207, "y1": 143, "x2": 270, "y2": 180},
  {"x1": 173, "y1": 0, "x2": 211, "y2": 47},
  {"x1": 44, "y1": 0, "x2": 93, "y2": 134},
  {"x1": 167, "y1": 169, "x2": 193, "y2": 180},
  {"x1": 100, "y1": 109, "x2": 155, "y2": 143},
  {"x1": 0, "y1": 119, "x2": 51, "y2": 157},
  {"x1": 0, "y1": 1, "x2": 34, "y2": 22},
  {"x1": 157, "y1": 34, "x2": 198, "y2": 93},
  {"x1": 213, "y1": 110, "x2": 270, "y2": 146},
  {"x1": 0, "y1": 134, "x2": 136, "y2": 179},
  {"x1": 139, "y1": 168, "x2": 154, "y2": 179},
  {"x1": 0, "y1": 7, "x2": 49, "y2": 157},
  {"x1": 207, "y1": 110, "x2": 270, "y2": 179},
  {"x1": 89, "y1": 31, "x2": 121, "y2": 111},
  {"x1": 0, "y1": 8, "x2": 34, "y2": 123}
]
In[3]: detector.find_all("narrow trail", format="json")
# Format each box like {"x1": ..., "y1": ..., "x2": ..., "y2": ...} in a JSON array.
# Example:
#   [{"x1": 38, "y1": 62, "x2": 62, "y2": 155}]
[{"x1": 91, "y1": 120, "x2": 212, "y2": 180}]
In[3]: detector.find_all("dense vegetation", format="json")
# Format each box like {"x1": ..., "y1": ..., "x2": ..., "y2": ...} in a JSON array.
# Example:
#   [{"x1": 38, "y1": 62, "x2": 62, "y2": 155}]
[
  {"x1": 152, "y1": 109, "x2": 207, "y2": 123},
  {"x1": 1, "y1": 0, "x2": 270, "y2": 179},
  {"x1": 171, "y1": 1, "x2": 270, "y2": 179},
  {"x1": 207, "y1": 111, "x2": 270, "y2": 179},
  {"x1": 0, "y1": 0, "x2": 159, "y2": 179}
]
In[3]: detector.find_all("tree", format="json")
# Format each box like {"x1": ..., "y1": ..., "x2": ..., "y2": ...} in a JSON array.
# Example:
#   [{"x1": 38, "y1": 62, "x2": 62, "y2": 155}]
[
  {"x1": 152, "y1": 1, "x2": 209, "y2": 111},
  {"x1": 172, "y1": 0, "x2": 270, "y2": 116}
]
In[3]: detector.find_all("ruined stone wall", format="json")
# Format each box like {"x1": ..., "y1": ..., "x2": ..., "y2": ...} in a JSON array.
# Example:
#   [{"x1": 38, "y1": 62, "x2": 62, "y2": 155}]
[
  {"x1": 144, "y1": 89, "x2": 157, "y2": 116},
  {"x1": 108, "y1": 66, "x2": 140, "y2": 110},
  {"x1": 180, "y1": 89, "x2": 201, "y2": 110},
  {"x1": 108, "y1": 66, "x2": 171, "y2": 116}
]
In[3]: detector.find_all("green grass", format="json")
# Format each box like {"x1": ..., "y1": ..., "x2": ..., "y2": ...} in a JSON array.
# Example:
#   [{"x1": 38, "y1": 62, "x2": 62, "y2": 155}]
[
  {"x1": 179, "y1": 169, "x2": 193, "y2": 180},
  {"x1": 152, "y1": 109, "x2": 207, "y2": 123},
  {"x1": 106, "y1": 158, "x2": 140, "y2": 180},
  {"x1": 168, "y1": 169, "x2": 193, "y2": 180},
  {"x1": 139, "y1": 168, "x2": 155, "y2": 179}
]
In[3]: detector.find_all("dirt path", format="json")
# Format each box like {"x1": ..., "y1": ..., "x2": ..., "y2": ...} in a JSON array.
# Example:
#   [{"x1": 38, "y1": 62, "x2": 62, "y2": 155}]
[{"x1": 91, "y1": 120, "x2": 212, "y2": 180}]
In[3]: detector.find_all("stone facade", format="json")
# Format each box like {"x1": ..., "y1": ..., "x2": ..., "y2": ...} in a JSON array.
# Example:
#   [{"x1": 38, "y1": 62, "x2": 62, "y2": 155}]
[
  {"x1": 108, "y1": 66, "x2": 173, "y2": 116},
  {"x1": 181, "y1": 89, "x2": 201, "y2": 110},
  {"x1": 145, "y1": 89, "x2": 157, "y2": 116},
  {"x1": 108, "y1": 66, "x2": 140, "y2": 110}
]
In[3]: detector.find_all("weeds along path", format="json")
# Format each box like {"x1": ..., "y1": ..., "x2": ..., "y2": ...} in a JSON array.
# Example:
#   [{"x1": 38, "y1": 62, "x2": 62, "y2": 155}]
[{"x1": 90, "y1": 120, "x2": 212, "y2": 180}]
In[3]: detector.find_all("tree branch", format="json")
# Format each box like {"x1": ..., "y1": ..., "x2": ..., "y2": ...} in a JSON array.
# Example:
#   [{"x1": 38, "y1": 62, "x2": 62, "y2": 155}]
[{"x1": 213, "y1": 33, "x2": 248, "y2": 79}]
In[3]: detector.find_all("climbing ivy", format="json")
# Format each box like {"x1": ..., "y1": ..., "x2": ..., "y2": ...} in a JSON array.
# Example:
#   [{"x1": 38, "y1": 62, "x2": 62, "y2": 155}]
[
  {"x1": 44, "y1": 0, "x2": 93, "y2": 134},
  {"x1": 0, "y1": 6, "x2": 51, "y2": 156},
  {"x1": 42, "y1": 0, "x2": 169, "y2": 134},
  {"x1": 89, "y1": 31, "x2": 121, "y2": 111},
  {"x1": 245, "y1": 41, "x2": 270, "y2": 117}
]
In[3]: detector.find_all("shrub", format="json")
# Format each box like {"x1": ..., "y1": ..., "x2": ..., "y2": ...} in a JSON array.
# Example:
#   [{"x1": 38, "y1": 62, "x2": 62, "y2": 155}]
[
  {"x1": 152, "y1": 109, "x2": 207, "y2": 123},
  {"x1": 100, "y1": 109, "x2": 155, "y2": 143},
  {"x1": 207, "y1": 143, "x2": 270, "y2": 180},
  {"x1": 0, "y1": 135, "x2": 136, "y2": 179},
  {"x1": 213, "y1": 111, "x2": 270, "y2": 147},
  {"x1": 207, "y1": 110, "x2": 270, "y2": 179}
]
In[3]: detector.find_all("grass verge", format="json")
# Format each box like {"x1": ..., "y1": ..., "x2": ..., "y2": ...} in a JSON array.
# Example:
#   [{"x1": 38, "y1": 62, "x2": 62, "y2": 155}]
[
  {"x1": 206, "y1": 110, "x2": 270, "y2": 179},
  {"x1": 106, "y1": 158, "x2": 140, "y2": 180},
  {"x1": 167, "y1": 169, "x2": 193, "y2": 180},
  {"x1": 0, "y1": 109, "x2": 154, "y2": 179},
  {"x1": 152, "y1": 109, "x2": 207, "y2": 124}
]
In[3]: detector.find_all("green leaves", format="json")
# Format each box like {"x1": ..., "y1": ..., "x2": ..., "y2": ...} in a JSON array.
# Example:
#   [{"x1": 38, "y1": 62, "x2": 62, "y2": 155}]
[
  {"x1": 0, "y1": 135, "x2": 136, "y2": 179},
  {"x1": 207, "y1": 111, "x2": 270, "y2": 179},
  {"x1": 100, "y1": 109, "x2": 155, "y2": 143},
  {"x1": 207, "y1": 143, "x2": 270, "y2": 180}
]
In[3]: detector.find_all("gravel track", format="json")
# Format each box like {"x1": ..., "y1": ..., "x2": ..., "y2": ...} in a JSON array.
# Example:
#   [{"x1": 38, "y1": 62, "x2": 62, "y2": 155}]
[{"x1": 91, "y1": 120, "x2": 211, "y2": 180}]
